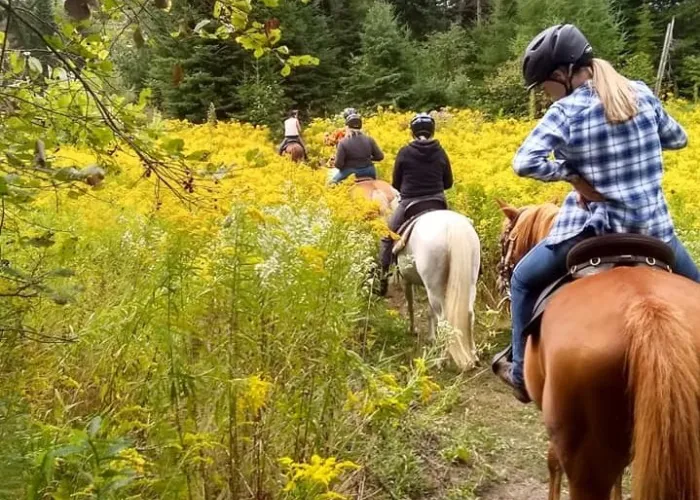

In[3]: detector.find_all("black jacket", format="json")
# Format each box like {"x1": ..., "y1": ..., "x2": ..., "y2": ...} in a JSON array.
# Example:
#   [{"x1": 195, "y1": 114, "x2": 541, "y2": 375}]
[{"x1": 392, "y1": 139, "x2": 453, "y2": 198}]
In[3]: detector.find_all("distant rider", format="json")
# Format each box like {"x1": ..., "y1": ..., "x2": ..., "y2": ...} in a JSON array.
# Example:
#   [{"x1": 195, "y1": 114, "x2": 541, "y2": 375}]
[
  {"x1": 278, "y1": 110, "x2": 306, "y2": 158},
  {"x1": 330, "y1": 109, "x2": 384, "y2": 184}
]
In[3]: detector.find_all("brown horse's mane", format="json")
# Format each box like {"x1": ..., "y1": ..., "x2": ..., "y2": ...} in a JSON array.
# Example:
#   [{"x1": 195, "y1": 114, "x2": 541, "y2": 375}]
[{"x1": 509, "y1": 203, "x2": 559, "y2": 263}]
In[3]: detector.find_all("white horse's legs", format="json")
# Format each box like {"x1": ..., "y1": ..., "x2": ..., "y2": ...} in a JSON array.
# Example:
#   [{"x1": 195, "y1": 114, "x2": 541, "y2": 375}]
[{"x1": 405, "y1": 281, "x2": 415, "y2": 337}]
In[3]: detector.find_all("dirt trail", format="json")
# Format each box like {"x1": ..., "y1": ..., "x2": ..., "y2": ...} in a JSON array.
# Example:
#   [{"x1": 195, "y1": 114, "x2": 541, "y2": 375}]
[{"x1": 384, "y1": 283, "x2": 558, "y2": 499}]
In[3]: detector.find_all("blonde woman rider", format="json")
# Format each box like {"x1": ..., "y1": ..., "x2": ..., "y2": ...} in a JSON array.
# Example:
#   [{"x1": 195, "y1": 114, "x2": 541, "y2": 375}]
[{"x1": 491, "y1": 24, "x2": 700, "y2": 403}]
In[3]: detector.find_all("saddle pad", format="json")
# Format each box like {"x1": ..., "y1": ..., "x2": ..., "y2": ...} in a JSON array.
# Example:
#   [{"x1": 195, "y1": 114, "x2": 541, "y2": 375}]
[
  {"x1": 391, "y1": 216, "x2": 422, "y2": 255},
  {"x1": 391, "y1": 207, "x2": 448, "y2": 256}
]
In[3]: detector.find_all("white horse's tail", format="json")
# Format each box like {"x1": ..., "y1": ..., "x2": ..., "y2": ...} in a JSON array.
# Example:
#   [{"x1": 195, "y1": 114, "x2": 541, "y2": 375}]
[{"x1": 444, "y1": 217, "x2": 480, "y2": 370}]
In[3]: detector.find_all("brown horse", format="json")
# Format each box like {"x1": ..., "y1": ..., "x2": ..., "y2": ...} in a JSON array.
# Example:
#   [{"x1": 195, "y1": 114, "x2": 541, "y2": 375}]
[
  {"x1": 350, "y1": 177, "x2": 399, "y2": 219},
  {"x1": 282, "y1": 142, "x2": 305, "y2": 163},
  {"x1": 497, "y1": 200, "x2": 700, "y2": 500}
]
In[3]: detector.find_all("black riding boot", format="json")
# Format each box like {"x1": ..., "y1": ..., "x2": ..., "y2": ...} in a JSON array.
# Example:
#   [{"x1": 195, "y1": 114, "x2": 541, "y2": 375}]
[{"x1": 378, "y1": 237, "x2": 394, "y2": 297}]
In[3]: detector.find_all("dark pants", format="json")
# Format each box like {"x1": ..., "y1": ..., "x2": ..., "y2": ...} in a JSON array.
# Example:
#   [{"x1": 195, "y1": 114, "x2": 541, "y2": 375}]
[{"x1": 379, "y1": 193, "x2": 446, "y2": 273}]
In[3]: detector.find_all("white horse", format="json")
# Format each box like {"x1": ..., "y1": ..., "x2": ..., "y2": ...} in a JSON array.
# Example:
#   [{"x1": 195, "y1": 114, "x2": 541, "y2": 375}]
[{"x1": 395, "y1": 210, "x2": 481, "y2": 371}]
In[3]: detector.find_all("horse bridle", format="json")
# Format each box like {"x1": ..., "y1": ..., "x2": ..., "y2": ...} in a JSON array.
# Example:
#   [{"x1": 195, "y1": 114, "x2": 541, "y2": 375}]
[{"x1": 496, "y1": 211, "x2": 523, "y2": 302}]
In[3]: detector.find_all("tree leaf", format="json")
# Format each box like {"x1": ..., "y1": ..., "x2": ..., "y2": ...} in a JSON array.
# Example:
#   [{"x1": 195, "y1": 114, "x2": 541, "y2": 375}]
[
  {"x1": 28, "y1": 57, "x2": 42, "y2": 76},
  {"x1": 213, "y1": 1, "x2": 222, "y2": 19},
  {"x1": 162, "y1": 138, "x2": 185, "y2": 155},
  {"x1": 51, "y1": 67, "x2": 68, "y2": 80},
  {"x1": 186, "y1": 150, "x2": 211, "y2": 161},
  {"x1": 253, "y1": 47, "x2": 264, "y2": 59},
  {"x1": 280, "y1": 64, "x2": 291, "y2": 77},
  {"x1": 9, "y1": 52, "x2": 24, "y2": 75},
  {"x1": 194, "y1": 19, "x2": 211, "y2": 33}
]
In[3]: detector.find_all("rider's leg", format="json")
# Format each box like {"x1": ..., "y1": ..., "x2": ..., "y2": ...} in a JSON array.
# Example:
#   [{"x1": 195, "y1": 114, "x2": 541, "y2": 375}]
[
  {"x1": 278, "y1": 138, "x2": 288, "y2": 154},
  {"x1": 667, "y1": 234, "x2": 700, "y2": 282},
  {"x1": 354, "y1": 165, "x2": 377, "y2": 179},
  {"x1": 378, "y1": 201, "x2": 408, "y2": 295},
  {"x1": 497, "y1": 234, "x2": 587, "y2": 399},
  {"x1": 330, "y1": 168, "x2": 353, "y2": 184}
]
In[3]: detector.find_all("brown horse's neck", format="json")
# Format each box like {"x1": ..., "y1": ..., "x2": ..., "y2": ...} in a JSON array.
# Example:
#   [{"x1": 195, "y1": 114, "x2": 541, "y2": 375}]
[{"x1": 510, "y1": 204, "x2": 559, "y2": 264}]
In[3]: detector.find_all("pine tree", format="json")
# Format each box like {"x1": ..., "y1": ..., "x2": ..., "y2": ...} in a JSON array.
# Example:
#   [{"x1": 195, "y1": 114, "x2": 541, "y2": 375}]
[
  {"x1": 146, "y1": 0, "x2": 249, "y2": 122},
  {"x1": 633, "y1": 3, "x2": 656, "y2": 57},
  {"x1": 473, "y1": 0, "x2": 519, "y2": 76},
  {"x1": 347, "y1": 1, "x2": 415, "y2": 108},
  {"x1": 514, "y1": 0, "x2": 624, "y2": 61}
]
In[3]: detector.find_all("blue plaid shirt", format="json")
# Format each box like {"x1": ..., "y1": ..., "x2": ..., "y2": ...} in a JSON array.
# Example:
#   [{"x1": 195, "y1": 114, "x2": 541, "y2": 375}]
[{"x1": 513, "y1": 81, "x2": 688, "y2": 246}]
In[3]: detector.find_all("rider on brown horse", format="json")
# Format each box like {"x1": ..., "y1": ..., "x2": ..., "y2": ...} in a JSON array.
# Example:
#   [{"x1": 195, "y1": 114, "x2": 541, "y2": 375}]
[
  {"x1": 491, "y1": 24, "x2": 700, "y2": 402},
  {"x1": 378, "y1": 112, "x2": 454, "y2": 296},
  {"x1": 330, "y1": 110, "x2": 384, "y2": 184},
  {"x1": 278, "y1": 109, "x2": 307, "y2": 159}
]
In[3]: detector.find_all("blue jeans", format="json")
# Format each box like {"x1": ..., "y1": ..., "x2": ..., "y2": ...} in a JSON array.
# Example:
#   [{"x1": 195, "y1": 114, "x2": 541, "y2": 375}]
[
  {"x1": 331, "y1": 165, "x2": 376, "y2": 184},
  {"x1": 510, "y1": 233, "x2": 700, "y2": 386}
]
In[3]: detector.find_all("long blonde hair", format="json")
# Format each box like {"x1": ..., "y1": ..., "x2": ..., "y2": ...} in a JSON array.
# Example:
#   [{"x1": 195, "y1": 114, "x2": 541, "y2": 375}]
[{"x1": 589, "y1": 58, "x2": 638, "y2": 124}]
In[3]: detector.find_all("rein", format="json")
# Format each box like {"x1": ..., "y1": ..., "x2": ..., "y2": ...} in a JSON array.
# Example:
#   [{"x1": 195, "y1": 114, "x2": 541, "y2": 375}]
[{"x1": 496, "y1": 210, "x2": 523, "y2": 300}]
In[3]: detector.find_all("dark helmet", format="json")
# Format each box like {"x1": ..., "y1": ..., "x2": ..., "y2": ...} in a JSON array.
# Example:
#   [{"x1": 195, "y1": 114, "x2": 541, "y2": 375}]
[
  {"x1": 522, "y1": 24, "x2": 593, "y2": 90},
  {"x1": 410, "y1": 112, "x2": 435, "y2": 139},
  {"x1": 345, "y1": 111, "x2": 362, "y2": 129}
]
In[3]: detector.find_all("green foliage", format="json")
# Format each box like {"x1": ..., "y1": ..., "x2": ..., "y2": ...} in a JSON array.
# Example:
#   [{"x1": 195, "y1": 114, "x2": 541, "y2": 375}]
[
  {"x1": 347, "y1": 1, "x2": 415, "y2": 108},
  {"x1": 682, "y1": 56, "x2": 700, "y2": 101},
  {"x1": 409, "y1": 25, "x2": 477, "y2": 109},
  {"x1": 480, "y1": 59, "x2": 529, "y2": 116},
  {"x1": 622, "y1": 52, "x2": 656, "y2": 85},
  {"x1": 236, "y1": 63, "x2": 289, "y2": 126},
  {"x1": 633, "y1": 3, "x2": 656, "y2": 57}
]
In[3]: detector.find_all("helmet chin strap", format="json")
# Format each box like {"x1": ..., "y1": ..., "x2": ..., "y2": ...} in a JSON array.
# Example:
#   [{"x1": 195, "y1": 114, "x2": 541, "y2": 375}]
[{"x1": 565, "y1": 63, "x2": 575, "y2": 95}]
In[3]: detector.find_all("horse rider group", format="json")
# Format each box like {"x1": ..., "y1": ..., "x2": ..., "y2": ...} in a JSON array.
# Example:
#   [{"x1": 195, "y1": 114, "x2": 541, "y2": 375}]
[{"x1": 279, "y1": 23, "x2": 700, "y2": 404}]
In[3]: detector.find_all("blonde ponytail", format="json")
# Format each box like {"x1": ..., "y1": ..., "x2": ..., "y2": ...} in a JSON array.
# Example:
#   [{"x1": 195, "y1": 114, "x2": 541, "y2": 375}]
[{"x1": 590, "y1": 58, "x2": 638, "y2": 123}]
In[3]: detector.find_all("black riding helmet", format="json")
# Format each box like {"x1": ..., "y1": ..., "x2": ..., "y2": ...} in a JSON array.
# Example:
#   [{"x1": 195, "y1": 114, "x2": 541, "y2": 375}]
[
  {"x1": 345, "y1": 112, "x2": 362, "y2": 129},
  {"x1": 410, "y1": 112, "x2": 435, "y2": 139},
  {"x1": 522, "y1": 24, "x2": 593, "y2": 91}
]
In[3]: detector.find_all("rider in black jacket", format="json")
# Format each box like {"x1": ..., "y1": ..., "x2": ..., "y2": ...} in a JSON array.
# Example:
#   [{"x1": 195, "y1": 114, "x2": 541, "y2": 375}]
[{"x1": 378, "y1": 113, "x2": 454, "y2": 295}]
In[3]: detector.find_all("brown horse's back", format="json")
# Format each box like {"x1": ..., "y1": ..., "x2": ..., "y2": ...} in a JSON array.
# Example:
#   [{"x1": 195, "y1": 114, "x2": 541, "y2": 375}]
[{"x1": 529, "y1": 267, "x2": 700, "y2": 499}]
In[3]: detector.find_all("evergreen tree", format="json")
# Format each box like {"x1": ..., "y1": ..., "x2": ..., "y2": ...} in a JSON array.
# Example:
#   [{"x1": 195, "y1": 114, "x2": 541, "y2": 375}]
[
  {"x1": 633, "y1": 3, "x2": 656, "y2": 57},
  {"x1": 388, "y1": 0, "x2": 450, "y2": 38},
  {"x1": 145, "y1": 0, "x2": 249, "y2": 122},
  {"x1": 347, "y1": 1, "x2": 415, "y2": 108},
  {"x1": 473, "y1": 0, "x2": 518, "y2": 76},
  {"x1": 410, "y1": 24, "x2": 477, "y2": 109},
  {"x1": 514, "y1": 0, "x2": 624, "y2": 61},
  {"x1": 272, "y1": 0, "x2": 345, "y2": 115}
]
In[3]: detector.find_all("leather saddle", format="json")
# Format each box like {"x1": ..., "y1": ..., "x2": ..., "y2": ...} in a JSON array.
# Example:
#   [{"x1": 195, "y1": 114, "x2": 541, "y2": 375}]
[
  {"x1": 523, "y1": 233, "x2": 675, "y2": 338},
  {"x1": 391, "y1": 196, "x2": 448, "y2": 256}
]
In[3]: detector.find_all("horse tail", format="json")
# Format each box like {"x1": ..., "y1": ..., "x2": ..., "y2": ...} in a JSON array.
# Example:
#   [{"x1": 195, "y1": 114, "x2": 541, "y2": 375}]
[
  {"x1": 443, "y1": 215, "x2": 480, "y2": 370},
  {"x1": 625, "y1": 296, "x2": 700, "y2": 500}
]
